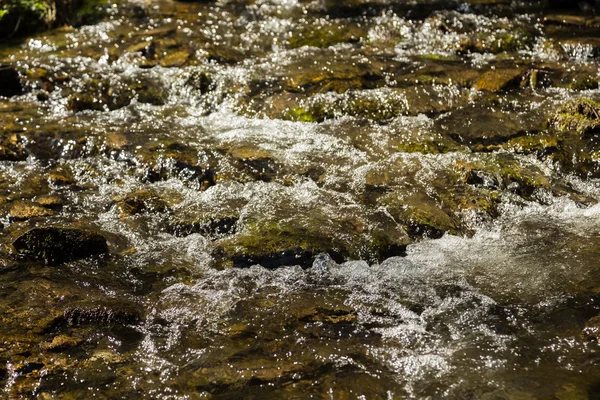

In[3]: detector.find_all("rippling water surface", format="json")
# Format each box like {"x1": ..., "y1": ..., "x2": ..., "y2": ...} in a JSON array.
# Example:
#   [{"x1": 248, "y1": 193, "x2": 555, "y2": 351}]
[{"x1": 1, "y1": 0, "x2": 600, "y2": 398}]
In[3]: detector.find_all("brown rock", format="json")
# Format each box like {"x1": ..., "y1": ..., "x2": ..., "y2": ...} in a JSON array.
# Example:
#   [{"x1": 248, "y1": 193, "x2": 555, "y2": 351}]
[
  {"x1": 8, "y1": 201, "x2": 55, "y2": 221},
  {"x1": 473, "y1": 68, "x2": 525, "y2": 92}
]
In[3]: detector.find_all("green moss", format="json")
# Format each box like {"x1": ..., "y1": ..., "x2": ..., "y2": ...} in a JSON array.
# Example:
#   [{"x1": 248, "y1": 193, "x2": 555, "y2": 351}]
[
  {"x1": 0, "y1": 0, "x2": 108, "y2": 38},
  {"x1": 551, "y1": 98, "x2": 600, "y2": 135},
  {"x1": 570, "y1": 76, "x2": 599, "y2": 91},
  {"x1": 503, "y1": 135, "x2": 560, "y2": 154},
  {"x1": 344, "y1": 97, "x2": 402, "y2": 121},
  {"x1": 458, "y1": 154, "x2": 551, "y2": 198},
  {"x1": 221, "y1": 221, "x2": 334, "y2": 257},
  {"x1": 474, "y1": 68, "x2": 524, "y2": 92},
  {"x1": 216, "y1": 212, "x2": 410, "y2": 268},
  {"x1": 285, "y1": 107, "x2": 320, "y2": 123},
  {"x1": 419, "y1": 54, "x2": 461, "y2": 62},
  {"x1": 491, "y1": 28, "x2": 534, "y2": 53},
  {"x1": 438, "y1": 186, "x2": 500, "y2": 216},
  {"x1": 287, "y1": 22, "x2": 363, "y2": 49},
  {"x1": 393, "y1": 139, "x2": 464, "y2": 155},
  {"x1": 379, "y1": 192, "x2": 462, "y2": 239}
]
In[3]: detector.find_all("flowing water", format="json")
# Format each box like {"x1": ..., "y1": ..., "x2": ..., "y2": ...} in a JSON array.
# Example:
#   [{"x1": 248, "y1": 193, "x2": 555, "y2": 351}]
[{"x1": 1, "y1": 0, "x2": 600, "y2": 398}]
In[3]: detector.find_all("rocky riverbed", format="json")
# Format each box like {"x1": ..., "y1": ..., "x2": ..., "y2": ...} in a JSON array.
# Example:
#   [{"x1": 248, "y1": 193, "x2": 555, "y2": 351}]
[{"x1": 1, "y1": 0, "x2": 600, "y2": 398}]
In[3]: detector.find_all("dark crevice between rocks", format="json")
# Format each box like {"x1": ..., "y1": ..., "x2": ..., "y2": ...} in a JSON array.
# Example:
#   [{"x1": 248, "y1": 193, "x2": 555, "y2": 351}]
[{"x1": 230, "y1": 249, "x2": 345, "y2": 270}]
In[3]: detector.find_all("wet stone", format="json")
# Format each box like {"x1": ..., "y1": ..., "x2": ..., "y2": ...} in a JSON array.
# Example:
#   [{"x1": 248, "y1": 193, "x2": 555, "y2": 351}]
[
  {"x1": 551, "y1": 98, "x2": 600, "y2": 136},
  {"x1": 473, "y1": 68, "x2": 525, "y2": 92},
  {"x1": 116, "y1": 190, "x2": 169, "y2": 217},
  {"x1": 61, "y1": 299, "x2": 143, "y2": 326},
  {"x1": 8, "y1": 201, "x2": 56, "y2": 221},
  {"x1": 0, "y1": 134, "x2": 27, "y2": 161},
  {"x1": 168, "y1": 216, "x2": 238, "y2": 238},
  {"x1": 583, "y1": 315, "x2": 600, "y2": 342},
  {"x1": 13, "y1": 227, "x2": 109, "y2": 264},
  {"x1": 35, "y1": 194, "x2": 63, "y2": 210},
  {"x1": 40, "y1": 335, "x2": 84, "y2": 352},
  {"x1": 47, "y1": 170, "x2": 75, "y2": 186},
  {"x1": 159, "y1": 50, "x2": 191, "y2": 67}
]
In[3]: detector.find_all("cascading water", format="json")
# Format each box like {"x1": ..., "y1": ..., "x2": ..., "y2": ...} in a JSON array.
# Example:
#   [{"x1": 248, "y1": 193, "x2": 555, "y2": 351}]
[{"x1": 1, "y1": 0, "x2": 600, "y2": 398}]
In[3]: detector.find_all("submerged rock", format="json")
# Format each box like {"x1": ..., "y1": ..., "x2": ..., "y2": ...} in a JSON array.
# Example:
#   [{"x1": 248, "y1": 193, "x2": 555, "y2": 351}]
[
  {"x1": 40, "y1": 334, "x2": 84, "y2": 352},
  {"x1": 116, "y1": 190, "x2": 169, "y2": 217},
  {"x1": 13, "y1": 227, "x2": 109, "y2": 264},
  {"x1": 168, "y1": 215, "x2": 238, "y2": 238},
  {"x1": 473, "y1": 68, "x2": 525, "y2": 92},
  {"x1": 61, "y1": 299, "x2": 143, "y2": 326}
]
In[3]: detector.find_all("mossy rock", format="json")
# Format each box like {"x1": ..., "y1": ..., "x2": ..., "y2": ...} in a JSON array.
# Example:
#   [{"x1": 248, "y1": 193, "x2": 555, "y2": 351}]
[
  {"x1": 550, "y1": 98, "x2": 600, "y2": 135},
  {"x1": 216, "y1": 221, "x2": 345, "y2": 269},
  {"x1": 379, "y1": 191, "x2": 462, "y2": 239},
  {"x1": 583, "y1": 315, "x2": 600, "y2": 342},
  {"x1": 13, "y1": 227, "x2": 109, "y2": 264},
  {"x1": 116, "y1": 190, "x2": 169, "y2": 217},
  {"x1": 67, "y1": 88, "x2": 131, "y2": 112},
  {"x1": 287, "y1": 21, "x2": 365, "y2": 49},
  {"x1": 458, "y1": 154, "x2": 552, "y2": 199},
  {"x1": 282, "y1": 86, "x2": 470, "y2": 123},
  {"x1": 135, "y1": 143, "x2": 216, "y2": 189},
  {"x1": 40, "y1": 334, "x2": 84, "y2": 351},
  {"x1": 129, "y1": 81, "x2": 168, "y2": 106},
  {"x1": 0, "y1": 0, "x2": 109, "y2": 39},
  {"x1": 159, "y1": 50, "x2": 191, "y2": 67},
  {"x1": 35, "y1": 194, "x2": 63, "y2": 209},
  {"x1": 502, "y1": 134, "x2": 560, "y2": 156},
  {"x1": 285, "y1": 106, "x2": 325, "y2": 123},
  {"x1": 216, "y1": 215, "x2": 409, "y2": 269},
  {"x1": 438, "y1": 102, "x2": 548, "y2": 150},
  {"x1": 474, "y1": 28, "x2": 534, "y2": 54},
  {"x1": 225, "y1": 148, "x2": 283, "y2": 183},
  {"x1": 570, "y1": 76, "x2": 599, "y2": 91},
  {"x1": 473, "y1": 68, "x2": 525, "y2": 92},
  {"x1": 167, "y1": 215, "x2": 238, "y2": 238},
  {"x1": 275, "y1": 54, "x2": 387, "y2": 95},
  {"x1": 0, "y1": 133, "x2": 27, "y2": 161}
]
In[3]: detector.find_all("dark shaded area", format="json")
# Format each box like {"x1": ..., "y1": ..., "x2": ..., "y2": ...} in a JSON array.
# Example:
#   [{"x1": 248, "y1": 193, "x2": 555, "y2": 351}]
[
  {"x1": 13, "y1": 227, "x2": 109, "y2": 264},
  {"x1": 0, "y1": 65, "x2": 22, "y2": 97}
]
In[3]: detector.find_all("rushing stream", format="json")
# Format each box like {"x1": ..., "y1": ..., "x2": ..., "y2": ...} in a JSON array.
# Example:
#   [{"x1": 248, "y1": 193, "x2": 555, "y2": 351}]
[{"x1": 1, "y1": 0, "x2": 600, "y2": 398}]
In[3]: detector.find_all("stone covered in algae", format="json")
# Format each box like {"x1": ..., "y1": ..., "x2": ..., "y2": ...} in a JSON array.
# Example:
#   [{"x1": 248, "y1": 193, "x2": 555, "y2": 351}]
[
  {"x1": 473, "y1": 68, "x2": 525, "y2": 92},
  {"x1": 8, "y1": 201, "x2": 56, "y2": 221},
  {"x1": 216, "y1": 212, "x2": 410, "y2": 269},
  {"x1": 286, "y1": 19, "x2": 366, "y2": 49},
  {"x1": 550, "y1": 97, "x2": 600, "y2": 136},
  {"x1": 13, "y1": 227, "x2": 108, "y2": 264},
  {"x1": 115, "y1": 189, "x2": 170, "y2": 217}
]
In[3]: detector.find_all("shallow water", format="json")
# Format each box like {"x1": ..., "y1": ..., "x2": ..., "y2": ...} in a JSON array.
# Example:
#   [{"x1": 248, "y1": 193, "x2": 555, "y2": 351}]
[{"x1": 1, "y1": 0, "x2": 600, "y2": 398}]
